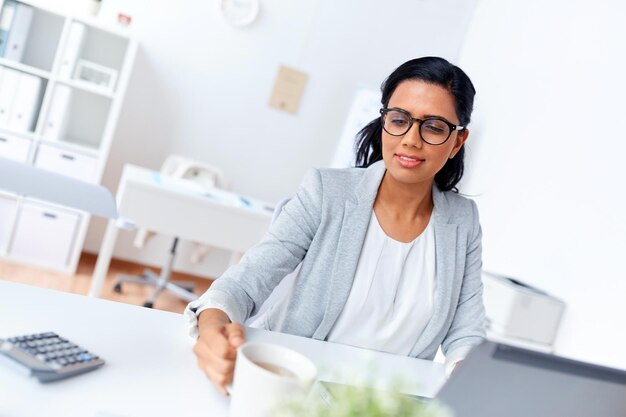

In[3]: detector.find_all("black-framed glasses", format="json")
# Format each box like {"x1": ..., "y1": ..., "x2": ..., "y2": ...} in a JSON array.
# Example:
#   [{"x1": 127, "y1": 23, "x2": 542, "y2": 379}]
[{"x1": 380, "y1": 108, "x2": 465, "y2": 145}]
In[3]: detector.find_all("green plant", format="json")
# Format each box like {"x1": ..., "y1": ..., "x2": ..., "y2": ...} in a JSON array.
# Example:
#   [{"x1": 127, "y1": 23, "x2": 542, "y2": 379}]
[{"x1": 276, "y1": 382, "x2": 452, "y2": 417}]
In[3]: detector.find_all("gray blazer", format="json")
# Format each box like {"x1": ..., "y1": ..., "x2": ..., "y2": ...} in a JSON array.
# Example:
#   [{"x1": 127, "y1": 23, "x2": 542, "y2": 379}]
[{"x1": 207, "y1": 160, "x2": 486, "y2": 360}]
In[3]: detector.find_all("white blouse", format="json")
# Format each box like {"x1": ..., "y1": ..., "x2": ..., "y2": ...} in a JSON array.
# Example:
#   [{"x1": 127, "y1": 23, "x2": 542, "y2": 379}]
[{"x1": 327, "y1": 210, "x2": 436, "y2": 355}]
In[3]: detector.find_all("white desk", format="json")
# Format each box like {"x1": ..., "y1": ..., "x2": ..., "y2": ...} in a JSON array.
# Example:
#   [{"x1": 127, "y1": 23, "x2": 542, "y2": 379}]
[
  {"x1": 89, "y1": 164, "x2": 273, "y2": 297},
  {"x1": 0, "y1": 281, "x2": 447, "y2": 417}
]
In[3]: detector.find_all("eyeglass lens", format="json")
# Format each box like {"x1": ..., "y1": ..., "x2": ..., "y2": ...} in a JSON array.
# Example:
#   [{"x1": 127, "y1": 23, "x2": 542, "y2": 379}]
[{"x1": 383, "y1": 110, "x2": 450, "y2": 145}]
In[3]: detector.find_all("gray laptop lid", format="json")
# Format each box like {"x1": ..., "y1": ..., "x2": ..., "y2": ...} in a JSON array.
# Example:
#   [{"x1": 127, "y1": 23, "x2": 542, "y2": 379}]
[{"x1": 436, "y1": 341, "x2": 626, "y2": 417}]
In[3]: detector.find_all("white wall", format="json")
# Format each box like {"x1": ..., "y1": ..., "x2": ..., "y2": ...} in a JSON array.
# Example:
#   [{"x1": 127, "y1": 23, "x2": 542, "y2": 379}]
[
  {"x1": 79, "y1": 0, "x2": 477, "y2": 277},
  {"x1": 458, "y1": 0, "x2": 626, "y2": 369}
]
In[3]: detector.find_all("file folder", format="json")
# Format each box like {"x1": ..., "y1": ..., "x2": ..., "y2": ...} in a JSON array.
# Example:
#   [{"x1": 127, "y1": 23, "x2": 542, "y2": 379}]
[
  {"x1": 8, "y1": 71, "x2": 42, "y2": 132},
  {"x1": 58, "y1": 21, "x2": 85, "y2": 79},
  {"x1": 3, "y1": 2, "x2": 33, "y2": 62},
  {"x1": 42, "y1": 84, "x2": 72, "y2": 140},
  {"x1": 0, "y1": 0, "x2": 17, "y2": 57},
  {"x1": 0, "y1": 67, "x2": 20, "y2": 127}
]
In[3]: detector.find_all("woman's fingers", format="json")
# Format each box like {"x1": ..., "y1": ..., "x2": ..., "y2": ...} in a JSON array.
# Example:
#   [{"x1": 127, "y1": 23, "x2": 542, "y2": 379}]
[
  {"x1": 193, "y1": 322, "x2": 246, "y2": 396},
  {"x1": 204, "y1": 365, "x2": 232, "y2": 395},
  {"x1": 223, "y1": 323, "x2": 245, "y2": 349}
]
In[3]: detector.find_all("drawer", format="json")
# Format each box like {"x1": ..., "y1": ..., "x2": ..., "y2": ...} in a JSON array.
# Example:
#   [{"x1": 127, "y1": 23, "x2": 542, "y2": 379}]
[
  {"x1": 0, "y1": 195, "x2": 19, "y2": 254},
  {"x1": 34, "y1": 143, "x2": 97, "y2": 182},
  {"x1": 0, "y1": 133, "x2": 32, "y2": 163},
  {"x1": 9, "y1": 201, "x2": 80, "y2": 269}
]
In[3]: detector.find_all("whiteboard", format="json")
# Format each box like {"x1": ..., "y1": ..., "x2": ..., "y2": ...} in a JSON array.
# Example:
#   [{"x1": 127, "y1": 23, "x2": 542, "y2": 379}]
[{"x1": 331, "y1": 88, "x2": 381, "y2": 168}]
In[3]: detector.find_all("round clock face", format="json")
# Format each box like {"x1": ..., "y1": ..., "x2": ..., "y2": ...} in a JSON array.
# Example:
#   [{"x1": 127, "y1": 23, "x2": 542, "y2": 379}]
[{"x1": 219, "y1": 0, "x2": 260, "y2": 27}]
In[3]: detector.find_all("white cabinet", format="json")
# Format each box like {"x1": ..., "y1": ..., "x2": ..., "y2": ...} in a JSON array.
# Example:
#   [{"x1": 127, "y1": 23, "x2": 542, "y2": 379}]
[
  {"x1": 9, "y1": 201, "x2": 79, "y2": 269},
  {"x1": 0, "y1": 0, "x2": 137, "y2": 273},
  {"x1": 0, "y1": 194, "x2": 18, "y2": 254}
]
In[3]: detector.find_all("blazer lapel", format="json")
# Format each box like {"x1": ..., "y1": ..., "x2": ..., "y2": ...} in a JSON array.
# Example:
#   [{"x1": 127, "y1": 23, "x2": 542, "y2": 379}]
[
  {"x1": 312, "y1": 161, "x2": 386, "y2": 340},
  {"x1": 409, "y1": 187, "x2": 459, "y2": 356}
]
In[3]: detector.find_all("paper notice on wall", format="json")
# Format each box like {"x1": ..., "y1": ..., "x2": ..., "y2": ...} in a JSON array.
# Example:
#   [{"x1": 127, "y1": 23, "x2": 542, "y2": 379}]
[{"x1": 269, "y1": 65, "x2": 308, "y2": 114}]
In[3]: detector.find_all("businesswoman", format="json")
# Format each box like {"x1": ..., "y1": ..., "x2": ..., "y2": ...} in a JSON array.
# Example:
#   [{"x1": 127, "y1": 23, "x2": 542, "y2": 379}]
[{"x1": 186, "y1": 56, "x2": 485, "y2": 394}]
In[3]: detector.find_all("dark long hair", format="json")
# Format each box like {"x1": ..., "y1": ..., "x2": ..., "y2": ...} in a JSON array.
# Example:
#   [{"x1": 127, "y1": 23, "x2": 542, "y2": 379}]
[{"x1": 354, "y1": 57, "x2": 476, "y2": 192}]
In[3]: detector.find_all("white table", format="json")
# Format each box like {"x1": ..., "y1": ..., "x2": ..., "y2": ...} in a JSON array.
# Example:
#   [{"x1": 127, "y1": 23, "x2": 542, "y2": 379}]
[
  {"x1": 89, "y1": 164, "x2": 273, "y2": 297},
  {"x1": 0, "y1": 281, "x2": 447, "y2": 417}
]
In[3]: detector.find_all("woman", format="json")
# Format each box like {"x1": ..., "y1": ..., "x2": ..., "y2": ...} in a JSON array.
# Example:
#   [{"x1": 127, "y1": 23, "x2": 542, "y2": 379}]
[{"x1": 186, "y1": 56, "x2": 485, "y2": 395}]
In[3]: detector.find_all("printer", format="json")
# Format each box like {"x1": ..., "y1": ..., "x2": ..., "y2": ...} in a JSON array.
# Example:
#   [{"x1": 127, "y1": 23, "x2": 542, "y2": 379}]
[{"x1": 481, "y1": 271, "x2": 566, "y2": 352}]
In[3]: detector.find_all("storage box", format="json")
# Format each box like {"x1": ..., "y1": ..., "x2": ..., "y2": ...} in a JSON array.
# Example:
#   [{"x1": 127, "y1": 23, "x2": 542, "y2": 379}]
[
  {"x1": 34, "y1": 143, "x2": 97, "y2": 182},
  {"x1": 9, "y1": 201, "x2": 80, "y2": 269},
  {"x1": 482, "y1": 271, "x2": 565, "y2": 346},
  {"x1": 0, "y1": 133, "x2": 31, "y2": 162},
  {"x1": 73, "y1": 59, "x2": 118, "y2": 93}
]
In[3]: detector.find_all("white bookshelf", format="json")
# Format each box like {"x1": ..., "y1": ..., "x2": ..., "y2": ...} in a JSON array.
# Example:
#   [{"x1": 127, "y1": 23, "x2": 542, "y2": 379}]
[{"x1": 0, "y1": 0, "x2": 137, "y2": 273}]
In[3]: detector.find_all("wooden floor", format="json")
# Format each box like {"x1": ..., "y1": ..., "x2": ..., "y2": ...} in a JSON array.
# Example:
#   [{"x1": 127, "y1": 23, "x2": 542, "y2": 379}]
[{"x1": 0, "y1": 253, "x2": 214, "y2": 314}]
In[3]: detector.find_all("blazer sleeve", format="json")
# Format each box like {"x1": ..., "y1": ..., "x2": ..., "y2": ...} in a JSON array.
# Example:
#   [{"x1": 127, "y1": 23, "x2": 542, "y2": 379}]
[
  {"x1": 441, "y1": 199, "x2": 487, "y2": 358},
  {"x1": 186, "y1": 168, "x2": 323, "y2": 325}
]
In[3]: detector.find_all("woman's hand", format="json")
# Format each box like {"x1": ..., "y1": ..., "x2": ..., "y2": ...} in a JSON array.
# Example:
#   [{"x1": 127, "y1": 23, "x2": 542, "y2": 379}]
[{"x1": 193, "y1": 308, "x2": 245, "y2": 395}]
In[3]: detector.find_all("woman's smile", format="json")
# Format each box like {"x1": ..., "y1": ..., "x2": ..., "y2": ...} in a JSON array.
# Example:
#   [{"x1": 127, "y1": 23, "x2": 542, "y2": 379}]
[{"x1": 394, "y1": 153, "x2": 425, "y2": 168}]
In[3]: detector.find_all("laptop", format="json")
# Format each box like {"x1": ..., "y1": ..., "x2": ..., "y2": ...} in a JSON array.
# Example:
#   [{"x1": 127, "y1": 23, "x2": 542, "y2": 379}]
[{"x1": 435, "y1": 341, "x2": 626, "y2": 417}]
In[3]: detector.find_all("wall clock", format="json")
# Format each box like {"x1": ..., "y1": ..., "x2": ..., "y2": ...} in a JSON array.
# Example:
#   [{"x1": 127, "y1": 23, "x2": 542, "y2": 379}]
[{"x1": 219, "y1": 0, "x2": 260, "y2": 27}]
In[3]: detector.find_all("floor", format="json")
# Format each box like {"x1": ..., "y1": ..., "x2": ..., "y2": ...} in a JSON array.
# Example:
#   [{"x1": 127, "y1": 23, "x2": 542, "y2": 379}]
[{"x1": 0, "y1": 253, "x2": 214, "y2": 314}]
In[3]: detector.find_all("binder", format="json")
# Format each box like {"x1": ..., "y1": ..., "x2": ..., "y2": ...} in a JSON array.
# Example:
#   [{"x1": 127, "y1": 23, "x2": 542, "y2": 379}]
[
  {"x1": 8, "y1": 71, "x2": 42, "y2": 132},
  {"x1": 3, "y1": 2, "x2": 33, "y2": 62},
  {"x1": 0, "y1": 67, "x2": 20, "y2": 127},
  {"x1": 58, "y1": 21, "x2": 85, "y2": 79},
  {"x1": 0, "y1": 0, "x2": 17, "y2": 57},
  {"x1": 42, "y1": 84, "x2": 72, "y2": 141}
]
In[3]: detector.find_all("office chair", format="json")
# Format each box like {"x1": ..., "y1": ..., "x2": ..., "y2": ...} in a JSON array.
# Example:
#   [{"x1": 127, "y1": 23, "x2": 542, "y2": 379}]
[{"x1": 113, "y1": 155, "x2": 228, "y2": 308}]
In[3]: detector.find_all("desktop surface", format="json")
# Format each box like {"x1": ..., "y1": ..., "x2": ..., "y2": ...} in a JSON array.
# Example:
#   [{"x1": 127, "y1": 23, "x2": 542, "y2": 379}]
[{"x1": 0, "y1": 280, "x2": 446, "y2": 417}]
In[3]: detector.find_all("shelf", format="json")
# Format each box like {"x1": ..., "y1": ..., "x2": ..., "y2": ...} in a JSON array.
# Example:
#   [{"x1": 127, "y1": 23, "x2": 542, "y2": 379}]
[
  {"x1": 0, "y1": 58, "x2": 51, "y2": 79},
  {"x1": 41, "y1": 85, "x2": 112, "y2": 149},
  {"x1": 55, "y1": 78, "x2": 115, "y2": 99},
  {"x1": 0, "y1": 0, "x2": 136, "y2": 275},
  {"x1": 0, "y1": 126, "x2": 37, "y2": 141},
  {"x1": 0, "y1": 2, "x2": 65, "y2": 72},
  {"x1": 70, "y1": 15, "x2": 132, "y2": 39}
]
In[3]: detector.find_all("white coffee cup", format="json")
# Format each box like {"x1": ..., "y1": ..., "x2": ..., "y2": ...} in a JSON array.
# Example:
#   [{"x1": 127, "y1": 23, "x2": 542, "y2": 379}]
[{"x1": 228, "y1": 342, "x2": 318, "y2": 417}]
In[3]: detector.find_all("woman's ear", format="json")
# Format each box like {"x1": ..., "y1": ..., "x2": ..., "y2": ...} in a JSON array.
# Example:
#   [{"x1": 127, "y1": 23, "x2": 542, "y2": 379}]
[{"x1": 450, "y1": 129, "x2": 469, "y2": 159}]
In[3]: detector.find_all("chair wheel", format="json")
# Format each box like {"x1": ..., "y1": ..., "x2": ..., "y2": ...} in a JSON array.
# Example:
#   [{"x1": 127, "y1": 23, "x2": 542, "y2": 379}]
[
  {"x1": 113, "y1": 283, "x2": 122, "y2": 293},
  {"x1": 143, "y1": 302, "x2": 154, "y2": 308}
]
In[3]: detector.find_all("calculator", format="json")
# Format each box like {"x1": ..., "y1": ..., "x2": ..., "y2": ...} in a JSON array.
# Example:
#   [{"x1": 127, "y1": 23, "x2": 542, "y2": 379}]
[{"x1": 0, "y1": 332, "x2": 105, "y2": 382}]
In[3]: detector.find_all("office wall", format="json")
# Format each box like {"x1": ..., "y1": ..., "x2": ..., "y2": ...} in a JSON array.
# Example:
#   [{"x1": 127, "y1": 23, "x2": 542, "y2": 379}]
[
  {"x1": 79, "y1": 0, "x2": 478, "y2": 277},
  {"x1": 458, "y1": 0, "x2": 626, "y2": 368}
]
